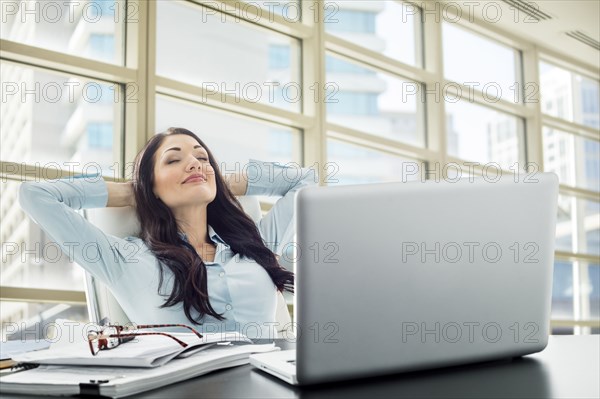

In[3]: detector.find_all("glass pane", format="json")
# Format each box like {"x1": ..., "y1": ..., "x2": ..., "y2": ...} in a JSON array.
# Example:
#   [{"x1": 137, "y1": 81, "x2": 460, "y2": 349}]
[
  {"x1": 326, "y1": 55, "x2": 424, "y2": 147},
  {"x1": 156, "y1": 1, "x2": 301, "y2": 113},
  {"x1": 0, "y1": 61, "x2": 122, "y2": 178},
  {"x1": 443, "y1": 22, "x2": 518, "y2": 103},
  {"x1": 584, "y1": 202, "x2": 600, "y2": 257},
  {"x1": 1, "y1": 302, "x2": 87, "y2": 341},
  {"x1": 589, "y1": 264, "x2": 600, "y2": 319},
  {"x1": 555, "y1": 195, "x2": 600, "y2": 257},
  {"x1": 445, "y1": 100, "x2": 524, "y2": 170},
  {"x1": 326, "y1": 138, "x2": 423, "y2": 185},
  {"x1": 0, "y1": 0, "x2": 124, "y2": 65},
  {"x1": 155, "y1": 95, "x2": 302, "y2": 169},
  {"x1": 551, "y1": 326, "x2": 573, "y2": 335},
  {"x1": 552, "y1": 261, "x2": 574, "y2": 320},
  {"x1": 543, "y1": 127, "x2": 600, "y2": 192},
  {"x1": 325, "y1": 1, "x2": 420, "y2": 67},
  {"x1": 1, "y1": 180, "x2": 86, "y2": 290},
  {"x1": 555, "y1": 195, "x2": 573, "y2": 253},
  {"x1": 540, "y1": 62, "x2": 600, "y2": 129},
  {"x1": 241, "y1": 0, "x2": 300, "y2": 22}
]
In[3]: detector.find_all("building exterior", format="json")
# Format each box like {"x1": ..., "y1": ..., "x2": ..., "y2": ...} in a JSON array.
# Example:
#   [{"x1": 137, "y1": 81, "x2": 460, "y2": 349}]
[{"x1": 1, "y1": 0, "x2": 117, "y2": 339}]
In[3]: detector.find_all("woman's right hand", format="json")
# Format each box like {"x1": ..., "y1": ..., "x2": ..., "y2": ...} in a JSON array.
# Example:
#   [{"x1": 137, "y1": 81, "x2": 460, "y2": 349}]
[{"x1": 106, "y1": 181, "x2": 136, "y2": 208}]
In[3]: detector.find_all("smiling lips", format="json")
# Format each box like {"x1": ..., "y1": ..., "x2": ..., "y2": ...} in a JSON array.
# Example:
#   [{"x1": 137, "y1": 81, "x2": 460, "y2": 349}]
[{"x1": 183, "y1": 174, "x2": 207, "y2": 184}]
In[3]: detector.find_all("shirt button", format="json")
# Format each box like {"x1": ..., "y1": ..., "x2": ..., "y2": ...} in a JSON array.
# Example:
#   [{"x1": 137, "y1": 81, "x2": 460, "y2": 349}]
[
  {"x1": 219, "y1": 271, "x2": 225, "y2": 278},
  {"x1": 225, "y1": 304, "x2": 232, "y2": 311}
]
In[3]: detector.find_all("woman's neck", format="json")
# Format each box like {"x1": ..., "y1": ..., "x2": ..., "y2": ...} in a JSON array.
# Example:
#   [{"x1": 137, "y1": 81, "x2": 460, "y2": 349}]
[{"x1": 173, "y1": 204, "x2": 212, "y2": 247}]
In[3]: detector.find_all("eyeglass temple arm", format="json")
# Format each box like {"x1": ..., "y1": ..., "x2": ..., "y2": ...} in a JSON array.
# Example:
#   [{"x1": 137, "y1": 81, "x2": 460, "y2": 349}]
[
  {"x1": 123, "y1": 324, "x2": 203, "y2": 339},
  {"x1": 109, "y1": 332, "x2": 189, "y2": 347}
]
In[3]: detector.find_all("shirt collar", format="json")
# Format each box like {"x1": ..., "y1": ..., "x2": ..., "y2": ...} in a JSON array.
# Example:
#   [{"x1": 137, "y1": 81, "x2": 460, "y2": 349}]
[
  {"x1": 177, "y1": 225, "x2": 226, "y2": 245},
  {"x1": 207, "y1": 225, "x2": 226, "y2": 245}
]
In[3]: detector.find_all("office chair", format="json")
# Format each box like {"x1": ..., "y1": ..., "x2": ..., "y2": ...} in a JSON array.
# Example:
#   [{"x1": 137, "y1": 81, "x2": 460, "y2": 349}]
[{"x1": 83, "y1": 196, "x2": 293, "y2": 333}]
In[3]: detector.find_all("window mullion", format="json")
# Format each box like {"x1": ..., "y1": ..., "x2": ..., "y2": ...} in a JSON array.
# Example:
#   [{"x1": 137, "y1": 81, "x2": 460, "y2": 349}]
[
  {"x1": 422, "y1": 5, "x2": 446, "y2": 172},
  {"x1": 522, "y1": 44, "x2": 544, "y2": 169},
  {"x1": 123, "y1": 0, "x2": 150, "y2": 176},
  {"x1": 302, "y1": 0, "x2": 326, "y2": 178}
]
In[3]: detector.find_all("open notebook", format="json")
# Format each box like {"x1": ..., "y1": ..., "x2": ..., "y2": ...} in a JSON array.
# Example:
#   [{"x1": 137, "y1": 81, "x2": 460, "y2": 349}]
[
  {"x1": 12, "y1": 331, "x2": 253, "y2": 368},
  {"x1": 10, "y1": 319, "x2": 252, "y2": 368}
]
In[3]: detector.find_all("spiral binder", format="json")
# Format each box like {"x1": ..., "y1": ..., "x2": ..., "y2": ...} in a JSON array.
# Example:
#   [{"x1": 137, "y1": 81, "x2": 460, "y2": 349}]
[{"x1": 10, "y1": 362, "x2": 40, "y2": 372}]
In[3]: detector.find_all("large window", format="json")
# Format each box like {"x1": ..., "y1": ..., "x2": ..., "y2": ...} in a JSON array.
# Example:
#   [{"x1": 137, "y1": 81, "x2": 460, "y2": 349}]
[
  {"x1": 2, "y1": 0, "x2": 598, "y2": 337},
  {"x1": 539, "y1": 60, "x2": 600, "y2": 333}
]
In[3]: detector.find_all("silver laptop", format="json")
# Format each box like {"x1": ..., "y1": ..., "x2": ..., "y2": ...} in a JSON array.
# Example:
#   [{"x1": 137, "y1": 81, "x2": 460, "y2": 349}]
[{"x1": 250, "y1": 172, "x2": 559, "y2": 385}]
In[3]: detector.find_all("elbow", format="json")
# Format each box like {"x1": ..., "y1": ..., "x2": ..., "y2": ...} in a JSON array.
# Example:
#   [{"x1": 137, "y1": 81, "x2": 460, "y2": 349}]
[
  {"x1": 300, "y1": 166, "x2": 319, "y2": 187},
  {"x1": 18, "y1": 181, "x2": 35, "y2": 211},
  {"x1": 18, "y1": 181, "x2": 49, "y2": 214}
]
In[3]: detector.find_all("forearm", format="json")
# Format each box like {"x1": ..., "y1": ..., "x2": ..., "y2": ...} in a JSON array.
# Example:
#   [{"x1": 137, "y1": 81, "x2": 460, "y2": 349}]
[
  {"x1": 245, "y1": 159, "x2": 318, "y2": 197},
  {"x1": 224, "y1": 172, "x2": 248, "y2": 196},
  {"x1": 246, "y1": 160, "x2": 318, "y2": 255},
  {"x1": 18, "y1": 177, "x2": 129, "y2": 283},
  {"x1": 106, "y1": 181, "x2": 134, "y2": 207}
]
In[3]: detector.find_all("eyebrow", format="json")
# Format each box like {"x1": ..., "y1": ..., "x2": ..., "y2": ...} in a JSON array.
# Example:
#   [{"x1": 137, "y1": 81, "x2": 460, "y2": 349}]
[{"x1": 161, "y1": 145, "x2": 207, "y2": 158}]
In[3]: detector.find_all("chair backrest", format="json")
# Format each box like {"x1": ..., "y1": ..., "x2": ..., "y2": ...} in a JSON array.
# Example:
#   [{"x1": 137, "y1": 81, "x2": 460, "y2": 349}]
[
  {"x1": 83, "y1": 206, "x2": 136, "y2": 325},
  {"x1": 83, "y1": 196, "x2": 292, "y2": 331}
]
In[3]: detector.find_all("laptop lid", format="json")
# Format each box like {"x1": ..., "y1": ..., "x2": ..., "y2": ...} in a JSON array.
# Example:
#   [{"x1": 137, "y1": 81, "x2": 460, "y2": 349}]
[{"x1": 294, "y1": 173, "x2": 559, "y2": 385}]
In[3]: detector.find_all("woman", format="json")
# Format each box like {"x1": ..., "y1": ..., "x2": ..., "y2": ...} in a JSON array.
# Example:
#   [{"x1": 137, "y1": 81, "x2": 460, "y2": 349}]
[{"x1": 18, "y1": 127, "x2": 317, "y2": 338}]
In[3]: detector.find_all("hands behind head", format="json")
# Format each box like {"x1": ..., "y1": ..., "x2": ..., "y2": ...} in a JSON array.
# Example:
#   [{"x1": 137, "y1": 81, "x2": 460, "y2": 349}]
[
  {"x1": 105, "y1": 180, "x2": 136, "y2": 208},
  {"x1": 126, "y1": 181, "x2": 136, "y2": 208}
]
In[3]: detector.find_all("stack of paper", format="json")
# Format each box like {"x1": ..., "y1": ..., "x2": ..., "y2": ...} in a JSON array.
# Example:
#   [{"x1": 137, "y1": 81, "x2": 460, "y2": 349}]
[
  {"x1": 0, "y1": 342, "x2": 279, "y2": 397},
  {"x1": 0, "y1": 339, "x2": 51, "y2": 369},
  {"x1": 0, "y1": 319, "x2": 280, "y2": 397}
]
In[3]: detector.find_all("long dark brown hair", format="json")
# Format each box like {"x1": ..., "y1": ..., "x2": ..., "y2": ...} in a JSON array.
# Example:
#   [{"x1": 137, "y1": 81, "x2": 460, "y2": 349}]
[{"x1": 132, "y1": 127, "x2": 294, "y2": 324}]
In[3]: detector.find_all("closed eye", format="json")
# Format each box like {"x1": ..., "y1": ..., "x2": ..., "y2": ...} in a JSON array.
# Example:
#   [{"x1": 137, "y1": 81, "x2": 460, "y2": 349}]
[{"x1": 167, "y1": 157, "x2": 208, "y2": 165}]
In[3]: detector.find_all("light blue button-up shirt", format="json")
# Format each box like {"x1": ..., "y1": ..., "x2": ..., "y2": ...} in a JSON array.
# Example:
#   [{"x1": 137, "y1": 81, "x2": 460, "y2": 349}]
[{"x1": 18, "y1": 160, "x2": 317, "y2": 338}]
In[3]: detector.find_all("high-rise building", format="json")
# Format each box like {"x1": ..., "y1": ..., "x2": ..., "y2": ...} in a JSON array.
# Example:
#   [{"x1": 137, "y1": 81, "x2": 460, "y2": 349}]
[{"x1": 1, "y1": 0, "x2": 118, "y2": 339}]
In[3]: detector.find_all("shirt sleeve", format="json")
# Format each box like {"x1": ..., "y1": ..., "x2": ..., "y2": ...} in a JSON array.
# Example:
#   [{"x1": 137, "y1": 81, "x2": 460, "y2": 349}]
[
  {"x1": 18, "y1": 174, "x2": 139, "y2": 285},
  {"x1": 245, "y1": 159, "x2": 318, "y2": 255}
]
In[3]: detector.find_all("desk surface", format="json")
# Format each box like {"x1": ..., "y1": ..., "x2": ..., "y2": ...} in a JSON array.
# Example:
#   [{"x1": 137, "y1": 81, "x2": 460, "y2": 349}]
[{"x1": 130, "y1": 335, "x2": 599, "y2": 399}]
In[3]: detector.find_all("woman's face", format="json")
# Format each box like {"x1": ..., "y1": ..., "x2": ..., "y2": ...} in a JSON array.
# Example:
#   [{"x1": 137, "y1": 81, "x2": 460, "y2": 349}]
[{"x1": 152, "y1": 134, "x2": 217, "y2": 208}]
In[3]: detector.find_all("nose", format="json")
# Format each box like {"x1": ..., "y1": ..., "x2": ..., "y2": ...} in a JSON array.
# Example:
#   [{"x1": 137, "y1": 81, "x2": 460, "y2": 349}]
[{"x1": 186, "y1": 155, "x2": 201, "y2": 172}]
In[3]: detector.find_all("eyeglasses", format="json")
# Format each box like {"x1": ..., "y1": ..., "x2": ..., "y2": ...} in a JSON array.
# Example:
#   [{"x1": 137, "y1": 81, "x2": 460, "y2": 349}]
[{"x1": 87, "y1": 323, "x2": 203, "y2": 356}]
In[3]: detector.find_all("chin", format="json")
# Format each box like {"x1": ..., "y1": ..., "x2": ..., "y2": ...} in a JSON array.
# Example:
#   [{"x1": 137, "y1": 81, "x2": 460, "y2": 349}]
[{"x1": 197, "y1": 192, "x2": 216, "y2": 201}]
